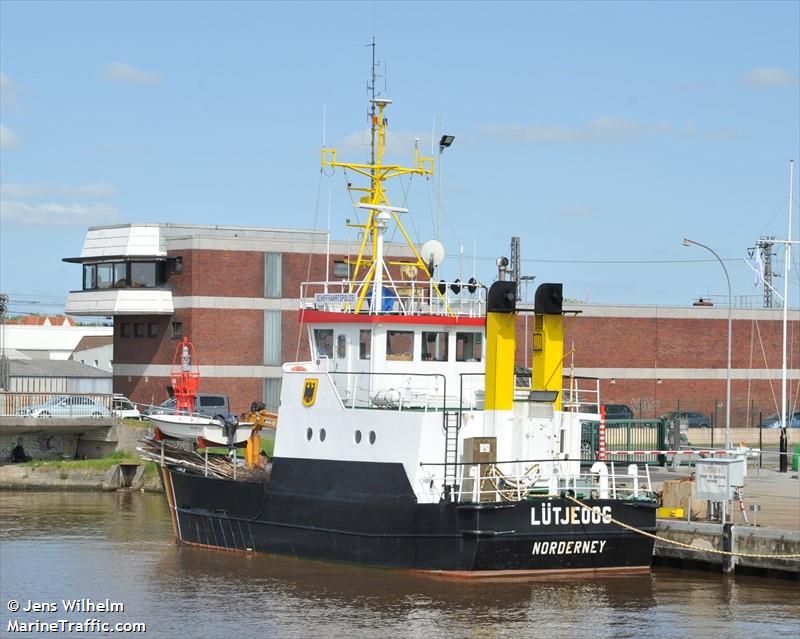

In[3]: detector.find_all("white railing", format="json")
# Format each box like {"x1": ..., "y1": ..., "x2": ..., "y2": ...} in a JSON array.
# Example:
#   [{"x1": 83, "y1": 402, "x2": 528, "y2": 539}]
[
  {"x1": 300, "y1": 279, "x2": 486, "y2": 318},
  {"x1": 325, "y1": 371, "x2": 449, "y2": 411},
  {"x1": 417, "y1": 460, "x2": 655, "y2": 504},
  {"x1": 0, "y1": 392, "x2": 113, "y2": 418}
]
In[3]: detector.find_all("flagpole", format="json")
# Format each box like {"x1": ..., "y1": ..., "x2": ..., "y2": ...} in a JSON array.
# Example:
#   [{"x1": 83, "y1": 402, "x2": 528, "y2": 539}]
[{"x1": 780, "y1": 160, "x2": 793, "y2": 431}]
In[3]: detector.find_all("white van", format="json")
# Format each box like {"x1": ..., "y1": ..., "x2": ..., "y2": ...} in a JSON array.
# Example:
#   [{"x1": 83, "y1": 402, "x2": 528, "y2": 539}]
[{"x1": 113, "y1": 395, "x2": 142, "y2": 420}]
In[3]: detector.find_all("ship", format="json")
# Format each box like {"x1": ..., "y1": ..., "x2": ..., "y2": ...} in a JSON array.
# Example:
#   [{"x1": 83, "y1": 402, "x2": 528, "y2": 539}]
[{"x1": 144, "y1": 68, "x2": 657, "y2": 577}]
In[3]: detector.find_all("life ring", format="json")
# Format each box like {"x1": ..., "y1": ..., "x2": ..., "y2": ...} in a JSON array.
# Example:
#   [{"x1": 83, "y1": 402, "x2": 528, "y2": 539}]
[{"x1": 290, "y1": 365, "x2": 307, "y2": 371}]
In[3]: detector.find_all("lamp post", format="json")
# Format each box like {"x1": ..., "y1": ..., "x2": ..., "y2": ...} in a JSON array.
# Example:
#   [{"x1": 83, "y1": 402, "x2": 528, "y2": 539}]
[
  {"x1": 436, "y1": 134, "x2": 455, "y2": 241},
  {"x1": 683, "y1": 238, "x2": 732, "y2": 450}
]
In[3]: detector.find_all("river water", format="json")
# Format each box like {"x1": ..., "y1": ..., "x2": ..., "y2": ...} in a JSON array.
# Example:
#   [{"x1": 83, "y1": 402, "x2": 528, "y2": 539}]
[{"x1": 0, "y1": 492, "x2": 797, "y2": 638}]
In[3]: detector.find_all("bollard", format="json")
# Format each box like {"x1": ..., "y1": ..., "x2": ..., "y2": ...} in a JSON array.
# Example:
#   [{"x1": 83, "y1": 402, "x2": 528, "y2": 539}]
[
  {"x1": 779, "y1": 427, "x2": 788, "y2": 473},
  {"x1": 721, "y1": 522, "x2": 735, "y2": 574}
]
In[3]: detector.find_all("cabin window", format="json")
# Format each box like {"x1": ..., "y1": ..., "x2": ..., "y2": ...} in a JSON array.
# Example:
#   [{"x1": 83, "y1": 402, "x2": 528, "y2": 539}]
[
  {"x1": 359, "y1": 329, "x2": 371, "y2": 360},
  {"x1": 314, "y1": 329, "x2": 334, "y2": 359},
  {"x1": 336, "y1": 334, "x2": 346, "y2": 358},
  {"x1": 386, "y1": 330, "x2": 413, "y2": 361},
  {"x1": 333, "y1": 260, "x2": 351, "y2": 278},
  {"x1": 83, "y1": 264, "x2": 96, "y2": 290},
  {"x1": 421, "y1": 331, "x2": 449, "y2": 361},
  {"x1": 97, "y1": 263, "x2": 114, "y2": 289},
  {"x1": 131, "y1": 262, "x2": 158, "y2": 288},
  {"x1": 456, "y1": 332, "x2": 482, "y2": 362},
  {"x1": 114, "y1": 262, "x2": 128, "y2": 288}
]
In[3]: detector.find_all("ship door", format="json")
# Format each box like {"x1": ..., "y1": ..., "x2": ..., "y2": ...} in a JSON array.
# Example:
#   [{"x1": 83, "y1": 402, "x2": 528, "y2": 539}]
[{"x1": 332, "y1": 332, "x2": 350, "y2": 400}]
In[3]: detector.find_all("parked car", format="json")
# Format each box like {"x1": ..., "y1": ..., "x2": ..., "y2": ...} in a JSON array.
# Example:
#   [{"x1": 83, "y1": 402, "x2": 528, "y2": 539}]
[
  {"x1": 17, "y1": 395, "x2": 111, "y2": 418},
  {"x1": 112, "y1": 394, "x2": 142, "y2": 420},
  {"x1": 143, "y1": 393, "x2": 230, "y2": 418},
  {"x1": 759, "y1": 411, "x2": 800, "y2": 428},
  {"x1": 660, "y1": 411, "x2": 711, "y2": 428},
  {"x1": 602, "y1": 404, "x2": 634, "y2": 420}
]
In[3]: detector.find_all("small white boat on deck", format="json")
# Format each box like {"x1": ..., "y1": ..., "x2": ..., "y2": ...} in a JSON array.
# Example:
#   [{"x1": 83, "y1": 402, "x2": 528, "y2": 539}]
[{"x1": 149, "y1": 413, "x2": 254, "y2": 446}]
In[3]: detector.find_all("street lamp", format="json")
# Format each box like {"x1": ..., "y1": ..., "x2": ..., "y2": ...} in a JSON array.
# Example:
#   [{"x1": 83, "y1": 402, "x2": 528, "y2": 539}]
[
  {"x1": 436, "y1": 134, "x2": 455, "y2": 241},
  {"x1": 683, "y1": 238, "x2": 732, "y2": 450}
]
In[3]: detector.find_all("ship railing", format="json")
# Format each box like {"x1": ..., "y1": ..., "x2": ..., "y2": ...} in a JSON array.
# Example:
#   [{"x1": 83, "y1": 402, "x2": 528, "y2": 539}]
[
  {"x1": 324, "y1": 371, "x2": 449, "y2": 412},
  {"x1": 561, "y1": 376, "x2": 601, "y2": 413},
  {"x1": 299, "y1": 279, "x2": 486, "y2": 318},
  {"x1": 416, "y1": 459, "x2": 656, "y2": 504}
]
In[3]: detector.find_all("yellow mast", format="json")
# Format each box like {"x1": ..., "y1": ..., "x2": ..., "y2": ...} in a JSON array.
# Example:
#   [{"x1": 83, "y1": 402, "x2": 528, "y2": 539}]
[{"x1": 321, "y1": 89, "x2": 452, "y2": 313}]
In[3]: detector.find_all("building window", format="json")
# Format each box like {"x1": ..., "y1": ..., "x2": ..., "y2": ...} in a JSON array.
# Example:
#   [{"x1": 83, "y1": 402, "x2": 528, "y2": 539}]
[
  {"x1": 114, "y1": 263, "x2": 128, "y2": 288},
  {"x1": 336, "y1": 334, "x2": 346, "y2": 359},
  {"x1": 263, "y1": 378, "x2": 282, "y2": 412},
  {"x1": 359, "y1": 329, "x2": 371, "y2": 360},
  {"x1": 120, "y1": 323, "x2": 131, "y2": 338},
  {"x1": 456, "y1": 332, "x2": 482, "y2": 362},
  {"x1": 171, "y1": 321, "x2": 183, "y2": 339},
  {"x1": 83, "y1": 264, "x2": 96, "y2": 290},
  {"x1": 264, "y1": 310, "x2": 281, "y2": 364},
  {"x1": 333, "y1": 260, "x2": 351, "y2": 279},
  {"x1": 131, "y1": 262, "x2": 157, "y2": 288},
  {"x1": 148, "y1": 322, "x2": 159, "y2": 338},
  {"x1": 313, "y1": 329, "x2": 333, "y2": 359},
  {"x1": 422, "y1": 331, "x2": 449, "y2": 362},
  {"x1": 264, "y1": 252, "x2": 282, "y2": 298},
  {"x1": 97, "y1": 263, "x2": 114, "y2": 289},
  {"x1": 134, "y1": 322, "x2": 145, "y2": 338},
  {"x1": 386, "y1": 330, "x2": 413, "y2": 361}
]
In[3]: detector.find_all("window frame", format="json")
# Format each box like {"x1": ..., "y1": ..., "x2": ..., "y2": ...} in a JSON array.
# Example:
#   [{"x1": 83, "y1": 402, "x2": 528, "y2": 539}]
[{"x1": 386, "y1": 329, "x2": 414, "y2": 361}]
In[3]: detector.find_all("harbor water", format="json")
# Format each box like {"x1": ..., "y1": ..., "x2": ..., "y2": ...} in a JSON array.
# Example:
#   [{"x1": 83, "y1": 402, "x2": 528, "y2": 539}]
[{"x1": 1, "y1": 492, "x2": 797, "y2": 639}]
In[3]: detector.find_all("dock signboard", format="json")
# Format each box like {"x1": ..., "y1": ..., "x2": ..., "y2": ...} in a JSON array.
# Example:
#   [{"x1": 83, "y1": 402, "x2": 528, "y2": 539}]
[{"x1": 694, "y1": 458, "x2": 745, "y2": 501}]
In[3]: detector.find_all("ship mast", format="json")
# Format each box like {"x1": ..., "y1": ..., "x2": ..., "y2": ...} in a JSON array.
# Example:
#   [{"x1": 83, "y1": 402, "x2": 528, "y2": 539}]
[{"x1": 321, "y1": 44, "x2": 449, "y2": 314}]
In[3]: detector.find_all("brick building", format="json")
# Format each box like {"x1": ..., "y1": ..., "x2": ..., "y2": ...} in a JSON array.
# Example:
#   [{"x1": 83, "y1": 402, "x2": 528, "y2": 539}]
[{"x1": 64, "y1": 223, "x2": 799, "y2": 425}]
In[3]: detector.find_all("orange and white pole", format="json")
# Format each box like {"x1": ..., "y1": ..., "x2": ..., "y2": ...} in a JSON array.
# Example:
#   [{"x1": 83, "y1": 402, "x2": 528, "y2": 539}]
[{"x1": 599, "y1": 404, "x2": 606, "y2": 461}]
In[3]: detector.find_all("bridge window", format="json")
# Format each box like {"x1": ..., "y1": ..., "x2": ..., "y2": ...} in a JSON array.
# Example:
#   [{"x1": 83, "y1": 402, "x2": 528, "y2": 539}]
[
  {"x1": 386, "y1": 330, "x2": 413, "y2": 361},
  {"x1": 314, "y1": 329, "x2": 333, "y2": 359},
  {"x1": 359, "y1": 330, "x2": 371, "y2": 360},
  {"x1": 336, "y1": 334, "x2": 346, "y2": 358},
  {"x1": 422, "y1": 331, "x2": 449, "y2": 362},
  {"x1": 456, "y1": 332, "x2": 482, "y2": 362}
]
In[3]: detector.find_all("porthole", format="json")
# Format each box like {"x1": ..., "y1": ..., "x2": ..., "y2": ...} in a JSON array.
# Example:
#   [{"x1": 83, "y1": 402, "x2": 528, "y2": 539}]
[
  {"x1": 369, "y1": 430, "x2": 376, "y2": 445},
  {"x1": 305, "y1": 427, "x2": 313, "y2": 441},
  {"x1": 319, "y1": 428, "x2": 327, "y2": 442},
  {"x1": 354, "y1": 430, "x2": 362, "y2": 444}
]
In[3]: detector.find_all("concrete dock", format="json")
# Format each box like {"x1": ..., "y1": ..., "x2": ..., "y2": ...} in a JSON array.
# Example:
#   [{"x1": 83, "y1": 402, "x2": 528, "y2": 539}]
[{"x1": 650, "y1": 467, "x2": 800, "y2": 578}]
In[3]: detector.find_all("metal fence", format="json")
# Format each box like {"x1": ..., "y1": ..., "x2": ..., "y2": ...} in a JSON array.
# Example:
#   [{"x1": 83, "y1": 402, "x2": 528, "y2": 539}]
[{"x1": 616, "y1": 397, "x2": 798, "y2": 430}]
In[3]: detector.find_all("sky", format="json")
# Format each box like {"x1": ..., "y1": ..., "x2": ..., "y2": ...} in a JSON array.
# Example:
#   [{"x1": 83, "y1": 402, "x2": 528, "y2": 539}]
[{"x1": 1, "y1": 0, "x2": 799, "y2": 317}]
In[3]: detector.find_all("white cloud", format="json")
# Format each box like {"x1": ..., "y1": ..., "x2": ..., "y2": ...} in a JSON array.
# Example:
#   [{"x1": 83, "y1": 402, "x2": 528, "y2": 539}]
[
  {"x1": 741, "y1": 67, "x2": 797, "y2": 87},
  {"x1": 481, "y1": 117, "x2": 672, "y2": 145},
  {"x1": 0, "y1": 182, "x2": 115, "y2": 199},
  {"x1": 102, "y1": 62, "x2": 162, "y2": 85},
  {"x1": 0, "y1": 124, "x2": 22, "y2": 149},
  {"x1": 0, "y1": 200, "x2": 120, "y2": 226},
  {"x1": 0, "y1": 73, "x2": 22, "y2": 111}
]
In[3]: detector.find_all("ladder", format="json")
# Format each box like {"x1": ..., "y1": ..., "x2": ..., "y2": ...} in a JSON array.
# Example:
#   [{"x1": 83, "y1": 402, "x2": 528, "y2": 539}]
[{"x1": 443, "y1": 411, "x2": 461, "y2": 501}]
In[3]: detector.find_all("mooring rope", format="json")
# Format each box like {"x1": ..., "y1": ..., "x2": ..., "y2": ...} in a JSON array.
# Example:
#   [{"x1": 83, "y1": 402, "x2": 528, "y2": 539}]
[{"x1": 565, "y1": 494, "x2": 800, "y2": 560}]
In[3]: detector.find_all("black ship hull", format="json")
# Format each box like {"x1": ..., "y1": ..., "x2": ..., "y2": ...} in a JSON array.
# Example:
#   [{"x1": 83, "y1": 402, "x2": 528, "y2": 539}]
[{"x1": 161, "y1": 457, "x2": 656, "y2": 576}]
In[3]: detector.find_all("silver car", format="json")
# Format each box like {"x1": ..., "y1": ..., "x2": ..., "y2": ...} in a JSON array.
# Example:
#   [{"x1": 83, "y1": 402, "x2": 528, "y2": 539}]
[{"x1": 17, "y1": 395, "x2": 111, "y2": 418}]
